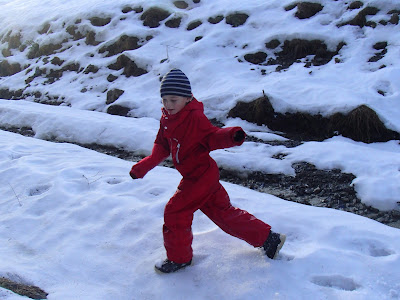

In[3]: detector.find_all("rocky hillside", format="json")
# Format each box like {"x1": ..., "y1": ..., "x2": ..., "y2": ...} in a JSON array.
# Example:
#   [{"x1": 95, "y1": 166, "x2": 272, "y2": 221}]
[{"x1": 1, "y1": 0, "x2": 399, "y2": 143}]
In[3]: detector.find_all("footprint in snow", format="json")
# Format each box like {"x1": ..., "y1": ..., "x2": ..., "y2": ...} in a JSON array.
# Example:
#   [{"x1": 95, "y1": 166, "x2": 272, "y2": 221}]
[
  {"x1": 350, "y1": 238, "x2": 395, "y2": 257},
  {"x1": 28, "y1": 184, "x2": 51, "y2": 196},
  {"x1": 106, "y1": 177, "x2": 122, "y2": 185},
  {"x1": 311, "y1": 275, "x2": 361, "y2": 291},
  {"x1": 275, "y1": 252, "x2": 295, "y2": 261}
]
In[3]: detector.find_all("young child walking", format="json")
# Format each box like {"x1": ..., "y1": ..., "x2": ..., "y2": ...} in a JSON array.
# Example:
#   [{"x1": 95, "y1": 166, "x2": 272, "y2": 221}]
[{"x1": 130, "y1": 69, "x2": 286, "y2": 273}]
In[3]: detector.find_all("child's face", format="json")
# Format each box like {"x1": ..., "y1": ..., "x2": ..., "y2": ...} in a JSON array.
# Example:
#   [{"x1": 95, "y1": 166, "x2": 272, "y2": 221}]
[{"x1": 162, "y1": 95, "x2": 191, "y2": 115}]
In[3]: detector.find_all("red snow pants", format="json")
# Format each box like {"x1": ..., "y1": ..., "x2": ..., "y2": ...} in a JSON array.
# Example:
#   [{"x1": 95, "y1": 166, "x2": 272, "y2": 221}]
[{"x1": 163, "y1": 166, "x2": 271, "y2": 263}]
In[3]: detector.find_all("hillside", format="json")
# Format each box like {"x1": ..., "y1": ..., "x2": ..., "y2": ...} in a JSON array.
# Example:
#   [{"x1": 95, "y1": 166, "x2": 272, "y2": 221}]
[{"x1": 1, "y1": 0, "x2": 399, "y2": 138}]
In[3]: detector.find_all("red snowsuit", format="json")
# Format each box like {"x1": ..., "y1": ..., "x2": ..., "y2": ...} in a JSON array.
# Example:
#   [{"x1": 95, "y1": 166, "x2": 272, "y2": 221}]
[{"x1": 130, "y1": 98, "x2": 271, "y2": 263}]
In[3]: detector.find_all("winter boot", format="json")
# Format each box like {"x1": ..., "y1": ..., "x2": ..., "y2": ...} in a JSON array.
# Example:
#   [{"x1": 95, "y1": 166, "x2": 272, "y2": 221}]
[
  {"x1": 262, "y1": 231, "x2": 286, "y2": 259},
  {"x1": 155, "y1": 259, "x2": 192, "y2": 273}
]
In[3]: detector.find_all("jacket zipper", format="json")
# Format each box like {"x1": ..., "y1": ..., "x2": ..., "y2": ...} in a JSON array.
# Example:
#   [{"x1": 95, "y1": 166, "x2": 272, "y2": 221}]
[{"x1": 172, "y1": 138, "x2": 181, "y2": 164}]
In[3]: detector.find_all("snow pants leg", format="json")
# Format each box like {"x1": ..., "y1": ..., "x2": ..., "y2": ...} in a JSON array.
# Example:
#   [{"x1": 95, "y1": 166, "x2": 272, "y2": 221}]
[
  {"x1": 200, "y1": 184, "x2": 271, "y2": 248},
  {"x1": 163, "y1": 178, "x2": 271, "y2": 263},
  {"x1": 163, "y1": 176, "x2": 219, "y2": 264}
]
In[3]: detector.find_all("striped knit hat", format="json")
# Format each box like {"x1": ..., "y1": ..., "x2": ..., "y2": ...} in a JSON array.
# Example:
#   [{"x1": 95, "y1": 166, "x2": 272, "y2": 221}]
[{"x1": 160, "y1": 69, "x2": 192, "y2": 98}]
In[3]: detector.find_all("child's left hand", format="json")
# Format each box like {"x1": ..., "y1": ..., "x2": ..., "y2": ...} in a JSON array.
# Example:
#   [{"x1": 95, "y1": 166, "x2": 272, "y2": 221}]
[{"x1": 233, "y1": 130, "x2": 246, "y2": 142}]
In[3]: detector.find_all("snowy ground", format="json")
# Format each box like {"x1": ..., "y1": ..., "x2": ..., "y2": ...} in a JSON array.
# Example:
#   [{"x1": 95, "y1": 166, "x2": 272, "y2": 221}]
[
  {"x1": 1, "y1": 0, "x2": 400, "y2": 299},
  {"x1": 1, "y1": 130, "x2": 400, "y2": 300}
]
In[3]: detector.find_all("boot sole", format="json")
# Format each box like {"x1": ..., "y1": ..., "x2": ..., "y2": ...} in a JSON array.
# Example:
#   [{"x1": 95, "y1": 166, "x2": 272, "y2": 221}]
[
  {"x1": 273, "y1": 234, "x2": 286, "y2": 259},
  {"x1": 154, "y1": 261, "x2": 192, "y2": 274}
]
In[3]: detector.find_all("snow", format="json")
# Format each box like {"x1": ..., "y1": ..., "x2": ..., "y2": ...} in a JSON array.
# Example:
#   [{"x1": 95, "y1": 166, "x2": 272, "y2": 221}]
[
  {"x1": 1, "y1": 130, "x2": 400, "y2": 300},
  {"x1": 0, "y1": 0, "x2": 400, "y2": 299}
]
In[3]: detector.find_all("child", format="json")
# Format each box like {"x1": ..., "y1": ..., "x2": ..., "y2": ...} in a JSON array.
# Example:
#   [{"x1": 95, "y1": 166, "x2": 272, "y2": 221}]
[{"x1": 130, "y1": 69, "x2": 286, "y2": 273}]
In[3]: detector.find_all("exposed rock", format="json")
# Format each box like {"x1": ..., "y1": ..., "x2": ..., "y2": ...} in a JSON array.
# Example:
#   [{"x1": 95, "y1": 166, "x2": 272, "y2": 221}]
[
  {"x1": 107, "y1": 104, "x2": 130, "y2": 116},
  {"x1": 0, "y1": 88, "x2": 23, "y2": 100},
  {"x1": 106, "y1": 89, "x2": 124, "y2": 104},
  {"x1": 389, "y1": 13, "x2": 399, "y2": 25},
  {"x1": 25, "y1": 67, "x2": 45, "y2": 84},
  {"x1": 85, "y1": 31, "x2": 101, "y2": 46},
  {"x1": 373, "y1": 42, "x2": 388, "y2": 50},
  {"x1": 99, "y1": 35, "x2": 150, "y2": 57},
  {"x1": 225, "y1": 12, "x2": 249, "y2": 27},
  {"x1": 348, "y1": 1, "x2": 364, "y2": 10},
  {"x1": 165, "y1": 17, "x2": 182, "y2": 28},
  {"x1": 7, "y1": 33, "x2": 22, "y2": 49},
  {"x1": 38, "y1": 23, "x2": 51, "y2": 34},
  {"x1": 228, "y1": 95, "x2": 400, "y2": 143},
  {"x1": 254, "y1": 39, "x2": 344, "y2": 69},
  {"x1": 265, "y1": 39, "x2": 280, "y2": 49},
  {"x1": 122, "y1": 6, "x2": 133, "y2": 13},
  {"x1": 368, "y1": 42, "x2": 387, "y2": 62},
  {"x1": 122, "y1": 6, "x2": 143, "y2": 14},
  {"x1": 2, "y1": 48, "x2": 12, "y2": 57},
  {"x1": 0, "y1": 60, "x2": 22, "y2": 76},
  {"x1": 107, "y1": 74, "x2": 118, "y2": 82},
  {"x1": 89, "y1": 16, "x2": 111, "y2": 27},
  {"x1": 27, "y1": 42, "x2": 63, "y2": 59},
  {"x1": 187, "y1": 20, "x2": 202, "y2": 30},
  {"x1": 62, "y1": 63, "x2": 81, "y2": 73},
  {"x1": 0, "y1": 277, "x2": 48, "y2": 300},
  {"x1": 244, "y1": 52, "x2": 267, "y2": 64},
  {"x1": 294, "y1": 2, "x2": 324, "y2": 19},
  {"x1": 285, "y1": 3, "x2": 297, "y2": 11},
  {"x1": 174, "y1": 1, "x2": 189, "y2": 9},
  {"x1": 66, "y1": 25, "x2": 85, "y2": 40},
  {"x1": 208, "y1": 15, "x2": 224, "y2": 24},
  {"x1": 338, "y1": 6, "x2": 379, "y2": 27},
  {"x1": 45, "y1": 69, "x2": 63, "y2": 83},
  {"x1": 141, "y1": 7, "x2": 171, "y2": 28},
  {"x1": 51, "y1": 57, "x2": 64, "y2": 66},
  {"x1": 107, "y1": 54, "x2": 148, "y2": 77},
  {"x1": 83, "y1": 64, "x2": 99, "y2": 74}
]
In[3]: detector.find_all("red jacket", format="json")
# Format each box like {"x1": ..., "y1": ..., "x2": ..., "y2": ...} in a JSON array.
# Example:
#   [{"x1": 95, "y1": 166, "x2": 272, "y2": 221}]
[{"x1": 130, "y1": 98, "x2": 245, "y2": 180}]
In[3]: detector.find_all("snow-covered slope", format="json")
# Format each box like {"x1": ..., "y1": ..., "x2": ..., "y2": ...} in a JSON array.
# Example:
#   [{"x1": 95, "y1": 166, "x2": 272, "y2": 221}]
[{"x1": 1, "y1": 0, "x2": 399, "y2": 128}]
